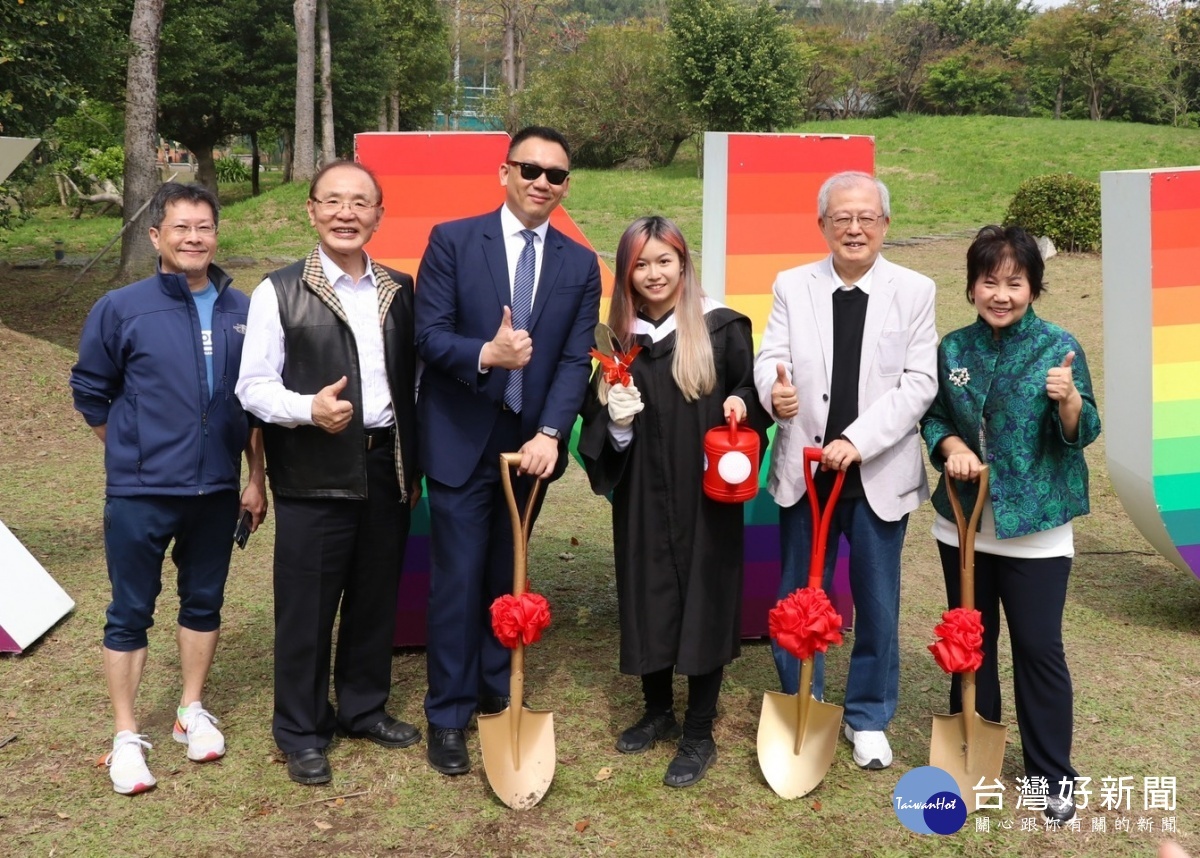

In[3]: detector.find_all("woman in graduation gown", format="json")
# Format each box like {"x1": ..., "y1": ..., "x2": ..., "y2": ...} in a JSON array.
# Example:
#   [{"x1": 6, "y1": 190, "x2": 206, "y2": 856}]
[{"x1": 579, "y1": 216, "x2": 769, "y2": 788}]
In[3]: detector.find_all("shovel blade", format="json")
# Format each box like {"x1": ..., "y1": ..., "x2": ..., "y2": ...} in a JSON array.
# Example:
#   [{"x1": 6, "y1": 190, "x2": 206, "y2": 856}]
[
  {"x1": 757, "y1": 690, "x2": 843, "y2": 799},
  {"x1": 478, "y1": 707, "x2": 556, "y2": 810},
  {"x1": 930, "y1": 711, "x2": 1007, "y2": 808}
]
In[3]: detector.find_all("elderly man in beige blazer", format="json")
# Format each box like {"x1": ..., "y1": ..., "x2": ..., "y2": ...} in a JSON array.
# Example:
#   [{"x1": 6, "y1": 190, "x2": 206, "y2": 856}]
[{"x1": 754, "y1": 171, "x2": 937, "y2": 770}]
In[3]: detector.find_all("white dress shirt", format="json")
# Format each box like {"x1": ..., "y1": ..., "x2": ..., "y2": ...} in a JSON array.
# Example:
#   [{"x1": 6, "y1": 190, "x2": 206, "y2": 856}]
[
  {"x1": 830, "y1": 257, "x2": 876, "y2": 294},
  {"x1": 500, "y1": 203, "x2": 548, "y2": 306},
  {"x1": 478, "y1": 205, "x2": 550, "y2": 373},
  {"x1": 236, "y1": 247, "x2": 395, "y2": 429}
]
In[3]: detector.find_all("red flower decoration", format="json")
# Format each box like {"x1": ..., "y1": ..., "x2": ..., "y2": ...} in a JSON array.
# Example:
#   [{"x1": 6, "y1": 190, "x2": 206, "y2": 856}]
[
  {"x1": 928, "y1": 607, "x2": 985, "y2": 674},
  {"x1": 490, "y1": 592, "x2": 552, "y2": 649},
  {"x1": 768, "y1": 588, "x2": 844, "y2": 662},
  {"x1": 589, "y1": 345, "x2": 642, "y2": 387}
]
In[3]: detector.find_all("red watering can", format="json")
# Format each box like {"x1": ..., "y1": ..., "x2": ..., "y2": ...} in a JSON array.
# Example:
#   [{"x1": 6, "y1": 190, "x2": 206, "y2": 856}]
[{"x1": 703, "y1": 414, "x2": 759, "y2": 504}]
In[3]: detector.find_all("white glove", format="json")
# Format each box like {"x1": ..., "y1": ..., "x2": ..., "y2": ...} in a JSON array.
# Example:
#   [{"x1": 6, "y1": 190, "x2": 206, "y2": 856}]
[{"x1": 607, "y1": 381, "x2": 644, "y2": 427}]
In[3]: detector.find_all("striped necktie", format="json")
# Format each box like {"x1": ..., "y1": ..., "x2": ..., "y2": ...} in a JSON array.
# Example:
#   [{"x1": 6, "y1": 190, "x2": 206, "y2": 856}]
[{"x1": 504, "y1": 229, "x2": 537, "y2": 413}]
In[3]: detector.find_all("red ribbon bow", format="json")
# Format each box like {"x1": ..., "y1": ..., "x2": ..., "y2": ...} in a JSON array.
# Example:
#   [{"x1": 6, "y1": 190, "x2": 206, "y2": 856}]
[
  {"x1": 490, "y1": 591, "x2": 552, "y2": 649},
  {"x1": 928, "y1": 607, "x2": 985, "y2": 674},
  {"x1": 589, "y1": 345, "x2": 642, "y2": 387},
  {"x1": 768, "y1": 587, "x2": 844, "y2": 662}
]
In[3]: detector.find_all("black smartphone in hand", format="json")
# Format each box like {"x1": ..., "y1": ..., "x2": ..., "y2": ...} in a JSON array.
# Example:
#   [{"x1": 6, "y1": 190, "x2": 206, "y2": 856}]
[{"x1": 233, "y1": 510, "x2": 252, "y2": 549}]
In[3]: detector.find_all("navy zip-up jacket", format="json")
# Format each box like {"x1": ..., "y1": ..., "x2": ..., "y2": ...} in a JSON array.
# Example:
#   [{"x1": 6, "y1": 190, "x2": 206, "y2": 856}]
[{"x1": 70, "y1": 264, "x2": 251, "y2": 497}]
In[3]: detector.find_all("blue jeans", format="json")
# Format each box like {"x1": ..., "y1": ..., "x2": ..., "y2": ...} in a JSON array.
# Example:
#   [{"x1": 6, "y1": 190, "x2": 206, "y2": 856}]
[{"x1": 772, "y1": 495, "x2": 907, "y2": 732}]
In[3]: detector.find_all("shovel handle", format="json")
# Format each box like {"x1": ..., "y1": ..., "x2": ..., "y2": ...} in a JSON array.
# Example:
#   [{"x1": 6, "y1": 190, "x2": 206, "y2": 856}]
[
  {"x1": 944, "y1": 466, "x2": 988, "y2": 611},
  {"x1": 498, "y1": 454, "x2": 546, "y2": 740},
  {"x1": 802, "y1": 447, "x2": 846, "y2": 591},
  {"x1": 499, "y1": 453, "x2": 546, "y2": 596}
]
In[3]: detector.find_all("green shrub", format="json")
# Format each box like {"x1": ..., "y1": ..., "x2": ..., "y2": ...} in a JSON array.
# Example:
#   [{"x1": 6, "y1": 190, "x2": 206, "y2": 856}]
[
  {"x1": 214, "y1": 156, "x2": 251, "y2": 184},
  {"x1": 77, "y1": 146, "x2": 125, "y2": 187},
  {"x1": 1003, "y1": 173, "x2": 1101, "y2": 252},
  {"x1": 518, "y1": 23, "x2": 696, "y2": 168}
]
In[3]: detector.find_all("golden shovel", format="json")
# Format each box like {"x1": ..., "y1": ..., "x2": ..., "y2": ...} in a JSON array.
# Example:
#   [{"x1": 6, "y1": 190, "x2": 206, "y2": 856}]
[
  {"x1": 478, "y1": 453, "x2": 556, "y2": 810},
  {"x1": 929, "y1": 466, "x2": 1007, "y2": 805},
  {"x1": 758, "y1": 448, "x2": 846, "y2": 799}
]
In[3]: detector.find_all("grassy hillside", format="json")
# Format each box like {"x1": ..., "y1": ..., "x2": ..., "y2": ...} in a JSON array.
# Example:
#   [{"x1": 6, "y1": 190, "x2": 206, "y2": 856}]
[
  {"x1": 3, "y1": 116, "x2": 1197, "y2": 265},
  {"x1": 791, "y1": 115, "x2": 1200, "y2": 237}
]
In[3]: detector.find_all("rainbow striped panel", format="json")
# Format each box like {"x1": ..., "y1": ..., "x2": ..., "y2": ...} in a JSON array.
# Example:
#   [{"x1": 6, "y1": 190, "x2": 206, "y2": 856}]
[
  {"x1": 1102, "y1": 167, "x2": 1200, "y2": 582},
  {"x1": 354, "y1": 132, "x2": 614, "y2": 645},
  {"x1": 703, "y1": 133, "x2": 876, "y2": 634}
]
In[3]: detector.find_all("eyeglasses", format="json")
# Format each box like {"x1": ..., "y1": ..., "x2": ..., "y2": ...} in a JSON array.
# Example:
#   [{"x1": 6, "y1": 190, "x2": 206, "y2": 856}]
[
  {"x1": 506, "y1": 160, "x2": 570, "y2": 186},
  {"x1": 828, "y1": 213, "x2": 883, "y2": 230},
  {"x1": 166, "y1": 224, "x2": 217, "y2": 237},
  {"x1": 310, "y1": 198, "x2": 379, "y2": 214}
]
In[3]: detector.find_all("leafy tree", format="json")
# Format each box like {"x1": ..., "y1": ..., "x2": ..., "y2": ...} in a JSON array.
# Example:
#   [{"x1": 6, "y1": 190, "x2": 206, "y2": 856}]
[
  {"x1": 921, "y1": 45, "x2": 1021, "y2": 114},
  {"x1": 667, "y1": 0, "x2": 806, "y2": 131},
  {"x1": 518, "y1": 22, "x2": 695, "y2": 166},
  {"x1": 1019, "y1": 0, "x2": 1172, "y2": 122},
  {"x1": 0, "y1": 0, "x2": 122, "y2": 138},
  {"x1": 378, "y1": 0, "x2": 453, "y2": 132},
  {"x1": 914, "y1": 0, "x2": 1034, "y2": 48}
]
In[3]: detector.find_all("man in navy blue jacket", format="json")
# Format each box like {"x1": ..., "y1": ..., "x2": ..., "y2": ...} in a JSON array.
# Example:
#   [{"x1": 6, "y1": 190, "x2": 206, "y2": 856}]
[
  {"x1": 70, "y1": 183, "x2": 266, "y2": 795},
  {"x1": 415, "y1": 126, "x2": 601, "y2": 775}
]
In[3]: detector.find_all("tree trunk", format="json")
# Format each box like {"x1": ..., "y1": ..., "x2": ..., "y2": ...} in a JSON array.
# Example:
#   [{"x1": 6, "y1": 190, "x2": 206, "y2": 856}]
[
  {"x1": 378, "y1": 97, "x2": 388, "y2": 132},
  {"x1": 250, "y1": 130, "x2": 261, "y2": 196},
  {"x1": 293, "y1": 0, "x2": 317, "y2": 183},
  {"x1": 318, "y1": 0, "x2": 335, "y2": 164},
  {"x1": 503, "y1": 7, "x2": 517, "y2": 94},
  {"x1": 192, "y1": 144, "x2": 218, "y2": 195},
  {"x1": 390, "y1": 91, "x2": 400, "y2": 131},
  {"x1": 282, "y1": 129, "x2": 294, "y2": 183},
  {"x1": 1054, "y1": 78, "x2": 1064, "y2": 120},
  {"x1": 119, "y1": 0, "x2": 165, "y2": 281}
]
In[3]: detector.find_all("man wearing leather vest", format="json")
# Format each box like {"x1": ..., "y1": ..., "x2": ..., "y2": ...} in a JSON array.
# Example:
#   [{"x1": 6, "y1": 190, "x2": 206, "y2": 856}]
[{"x1": 237, "y1": 161, "x2": 420, "y2": 785}]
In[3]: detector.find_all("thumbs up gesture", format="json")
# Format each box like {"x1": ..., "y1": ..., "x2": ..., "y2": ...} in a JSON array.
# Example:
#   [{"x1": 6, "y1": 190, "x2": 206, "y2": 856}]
[
  {"x1": 771, "y1": 362, "x2": 798, "y2": 420},
  {"x1": 312, "y1": 375, "x2": 354, "y2": 433},
  {"x1": 1045, "y1": 351, "x2": 1079, "y2": 403},
  {"x1": 482, "y1": 305, "x2": 533, "y2": 370}
]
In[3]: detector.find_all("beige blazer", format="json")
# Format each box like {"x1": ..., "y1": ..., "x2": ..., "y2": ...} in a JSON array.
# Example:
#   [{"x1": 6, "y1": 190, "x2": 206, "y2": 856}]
[{"x1": 754, "y1": 255, "x2": 938, "y2": 521}]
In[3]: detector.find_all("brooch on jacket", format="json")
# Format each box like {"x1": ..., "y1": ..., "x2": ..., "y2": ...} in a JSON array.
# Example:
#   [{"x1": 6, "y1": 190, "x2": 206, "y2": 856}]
[{"x1": 948, "y1": 367, "x2": 970, "y2": 387}]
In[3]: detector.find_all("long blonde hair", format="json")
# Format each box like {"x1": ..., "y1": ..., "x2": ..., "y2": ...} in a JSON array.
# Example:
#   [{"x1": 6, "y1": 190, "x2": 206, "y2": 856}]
[{"x1": 608, "y1": 216, "x2": 715, "y2": 401}]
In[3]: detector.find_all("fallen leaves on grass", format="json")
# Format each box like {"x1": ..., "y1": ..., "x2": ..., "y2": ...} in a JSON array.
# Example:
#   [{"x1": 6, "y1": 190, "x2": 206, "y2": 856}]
[
  {"x1": 594, "y1": 766, "x2": 613, "y2": 781},
  {"x1": 575, "y1": 819, "x2": 589, "y2": 832}
]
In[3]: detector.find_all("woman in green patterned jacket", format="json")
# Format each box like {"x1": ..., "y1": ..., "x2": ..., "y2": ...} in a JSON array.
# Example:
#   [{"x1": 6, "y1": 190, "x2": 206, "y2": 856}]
[{"x1": 921, "y1": 225, "x2": 1101, "y2": 826}]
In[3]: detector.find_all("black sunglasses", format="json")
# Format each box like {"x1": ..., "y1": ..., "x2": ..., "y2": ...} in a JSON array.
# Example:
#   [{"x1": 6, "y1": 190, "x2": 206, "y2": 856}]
[{"x1": 506, "y1": 160, "x2": 570, "y2": 186}]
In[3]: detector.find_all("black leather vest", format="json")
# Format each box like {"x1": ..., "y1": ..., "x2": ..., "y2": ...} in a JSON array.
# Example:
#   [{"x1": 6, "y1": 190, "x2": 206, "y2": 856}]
[{"x1": 261, "y1": 258, "x2": 417, "y2": 500}]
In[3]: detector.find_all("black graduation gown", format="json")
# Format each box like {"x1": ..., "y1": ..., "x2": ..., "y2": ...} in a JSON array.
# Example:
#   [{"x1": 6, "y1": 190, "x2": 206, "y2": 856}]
[{"x1": 579, "y1": 305, "x2": 770, "y2": 677}]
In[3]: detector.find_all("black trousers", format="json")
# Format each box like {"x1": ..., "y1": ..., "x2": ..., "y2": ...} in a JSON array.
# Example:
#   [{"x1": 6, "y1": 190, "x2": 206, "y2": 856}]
[
  {"x1": 271, "y1": 445, "x2": 411, "y2": 753},
  {"x1": 641, "y1": 665, "x2": 724, "y2": 741},
  {"x1": 937, "y1": 541, "x2": 1078, "y2": 787}
]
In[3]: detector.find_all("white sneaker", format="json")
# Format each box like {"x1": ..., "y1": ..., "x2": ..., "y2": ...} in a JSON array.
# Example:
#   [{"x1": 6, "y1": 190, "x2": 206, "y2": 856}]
[
  {"x1": 173, "y1": 702, "x2": 226, "y2": 762},
  {"x1": 102, "y1": 731, "x2": 156, "y2": 795},
  {"x1": 844, "y1": 725, "x2": 893, "y2": 769}
]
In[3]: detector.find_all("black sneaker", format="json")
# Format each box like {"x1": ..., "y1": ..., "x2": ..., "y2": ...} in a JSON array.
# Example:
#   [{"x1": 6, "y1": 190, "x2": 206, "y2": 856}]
[
  {"x1": 1042, "y1": 795, "x2": 1076, "y2": 825},
  {"x1": 615, "y1": 710, "x2": 681, "y2": 754},
  {"x1": 663, "y1": 737, "x2": 717, "y2": 788}
]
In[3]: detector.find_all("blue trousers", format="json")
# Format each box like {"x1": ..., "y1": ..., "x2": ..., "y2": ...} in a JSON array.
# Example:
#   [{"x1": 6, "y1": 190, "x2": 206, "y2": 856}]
[
  {"x1": 424, "y1": 410, "x2": 544, "y2": 729},
  {"x1": 773, "y1": 495, "x2": 907, "y2": 732},
  {"x1": 102, "y1": 492, "x2": 239, "y2": 651}
]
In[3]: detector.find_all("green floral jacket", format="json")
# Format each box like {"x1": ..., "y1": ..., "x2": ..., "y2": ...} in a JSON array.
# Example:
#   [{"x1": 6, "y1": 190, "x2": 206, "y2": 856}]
[{"x1": 920, "y1": 307, "x2": 1101, "y2": 539}]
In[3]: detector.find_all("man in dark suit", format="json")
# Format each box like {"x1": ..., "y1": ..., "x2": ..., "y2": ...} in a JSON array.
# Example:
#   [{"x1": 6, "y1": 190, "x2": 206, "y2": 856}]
[
  {"x1": 237, "y1": 160, "x2": 421, "y2": 785},
  {"x1": 415, "y1": 126, "x2": 602, "y2": 775}
]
